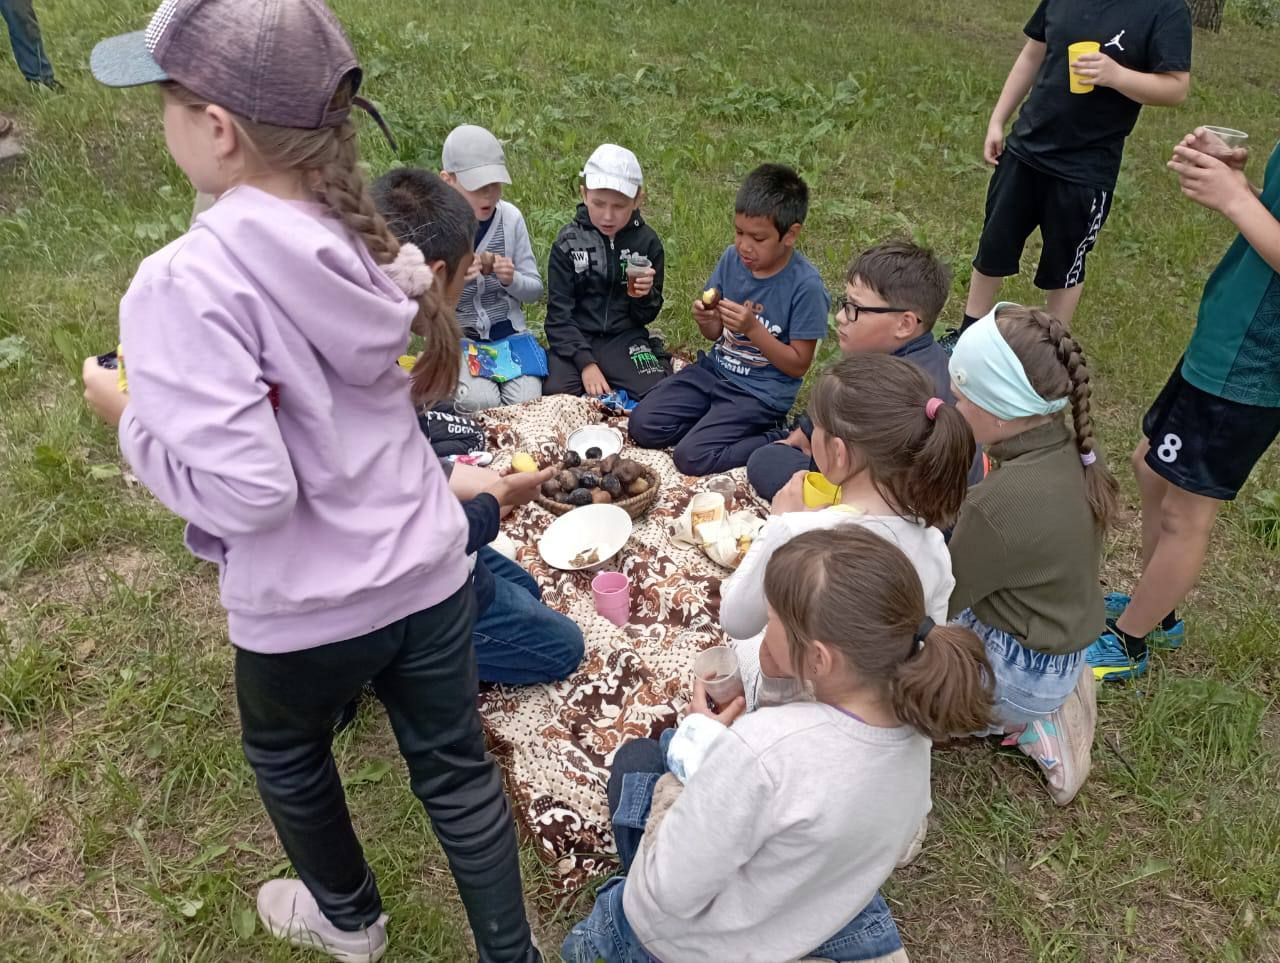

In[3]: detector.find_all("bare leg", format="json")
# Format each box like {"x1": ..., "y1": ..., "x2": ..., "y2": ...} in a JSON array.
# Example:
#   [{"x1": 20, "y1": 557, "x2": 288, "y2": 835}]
[
  {"x1": 1132, "y1": 440, "x2": 1170, "y2": 568},
  {"x1": 1115, "y1": 482, "x2": 1220, "y2": 638},
  {"x1": 964, "y1": 270, "x2": 1004, "y2": 320},
  {"x1": 1045, "y1": 284, "x2": 1086, "y2": 325}
]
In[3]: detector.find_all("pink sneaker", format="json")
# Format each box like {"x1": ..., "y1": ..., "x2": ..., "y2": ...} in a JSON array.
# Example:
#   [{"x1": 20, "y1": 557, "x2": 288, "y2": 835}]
[{"x1": 257, "y1": 879, "x2": 388, "y2": 963}]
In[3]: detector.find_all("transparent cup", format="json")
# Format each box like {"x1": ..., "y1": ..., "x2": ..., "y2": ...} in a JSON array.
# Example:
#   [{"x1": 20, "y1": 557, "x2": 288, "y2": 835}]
[
  {"x1": 693, "y1": 646, "x2": 744, "y2": 709},
  {"x1": 626, "y1": 254, "x2": 652, "y2": 296}
]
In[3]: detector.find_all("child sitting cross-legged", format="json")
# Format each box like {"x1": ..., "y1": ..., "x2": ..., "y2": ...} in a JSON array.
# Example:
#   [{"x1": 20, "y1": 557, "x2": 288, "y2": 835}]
[
  {"x1": 723, "y1": 352, "x2": 977, "y2": 712},
  {"x1": 947, "y1": 303, "x2": 1117, "y2": 804},
  {"x1": 628, "y1": 163, "x2": 831, "y2": 475},
  {"x1": 560, "y1": 526, "x2": 993, "y2": 963},
  {"x1": 373, "y1": 167, "x2": 585, "y2": 686}
]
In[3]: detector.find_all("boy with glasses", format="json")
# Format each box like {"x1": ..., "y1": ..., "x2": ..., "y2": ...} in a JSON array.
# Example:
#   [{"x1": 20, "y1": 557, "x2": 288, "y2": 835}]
[{"x1": 748, "y1": 241, "x2": 984, "y2": 501}]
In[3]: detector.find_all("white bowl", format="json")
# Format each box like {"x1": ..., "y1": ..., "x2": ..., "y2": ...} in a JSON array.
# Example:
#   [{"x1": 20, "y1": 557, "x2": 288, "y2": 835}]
[
  {"x1": 567, "y1": 425, "x2": 624, "y2": 460},
  {"x1": 538, "y1": 503, "x2": 633, "y2": 571}
]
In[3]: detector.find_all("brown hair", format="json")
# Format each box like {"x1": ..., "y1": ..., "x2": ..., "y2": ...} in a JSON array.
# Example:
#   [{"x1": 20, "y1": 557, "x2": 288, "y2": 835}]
[
  {"x1": 846, "y1": 240, "x2": 952, "y2": 327},
  {"x1": 808, "y1": 353, "x2": 975, "y2": 528},
  {"x1": 995, "y1": 306, "x2": 1119, "y2": 530},
  {"x1": 166, "y1": 82, "x2": 459, "y2": 404},
  {"x1": 764, "y1": 527, "x2": 993, "y2": 741}
]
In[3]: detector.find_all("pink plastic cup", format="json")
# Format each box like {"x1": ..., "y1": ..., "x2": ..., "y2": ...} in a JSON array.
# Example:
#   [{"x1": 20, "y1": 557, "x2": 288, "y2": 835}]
[{"x1": 591, "y1": 571, "x2": 631, "y2": 626}]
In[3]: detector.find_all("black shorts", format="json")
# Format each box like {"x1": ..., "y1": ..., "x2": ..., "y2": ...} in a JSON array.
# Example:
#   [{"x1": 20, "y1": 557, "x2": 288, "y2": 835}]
[
  {"x1": 973, "y1": 152, "x2": 1113, "y2": 291},
  {"x1": 1142, "y1": 361, "x2": 1280, "y2": 500}
]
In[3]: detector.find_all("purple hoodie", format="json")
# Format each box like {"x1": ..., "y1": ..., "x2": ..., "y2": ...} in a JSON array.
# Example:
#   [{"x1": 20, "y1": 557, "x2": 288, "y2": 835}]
[{"x1": 117, "y1": 185, "x2": 469, "y2": 654}]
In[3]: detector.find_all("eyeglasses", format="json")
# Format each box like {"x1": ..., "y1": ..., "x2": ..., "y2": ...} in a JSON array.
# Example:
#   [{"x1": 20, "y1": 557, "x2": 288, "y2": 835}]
[{"x1": 835, "y1": 294, "x2": 911, "y2": 325}]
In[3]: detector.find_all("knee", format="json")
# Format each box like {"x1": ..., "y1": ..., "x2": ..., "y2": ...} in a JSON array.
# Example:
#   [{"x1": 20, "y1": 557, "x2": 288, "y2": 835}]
[
  {"x1": 454, "y1": 379, "x2": 501, "y2": 414},
  {"x1": 1159, "y1": 494, "x2": 1219, "y2": 539},
  {"x1": 746, "y1": 446, "x2": 785, "y2": 500},
  {"x1": 672, "y1": 436, "x2": 714, "y2": 477},
  {"x1": 627, "y1": 402, "x2": 665, "y2": 449},
  {"x1": 504, "y1": 376, "x2": 543, "y2": 405},
  {"x1": 548, "y1": 622, "x2": 585, "y2": 681}
]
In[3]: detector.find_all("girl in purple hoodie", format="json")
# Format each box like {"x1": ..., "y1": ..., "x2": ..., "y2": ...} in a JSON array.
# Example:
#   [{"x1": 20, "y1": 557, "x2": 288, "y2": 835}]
[{"x1": 80, "y1": 2, "x2": 541, "y2": 961}]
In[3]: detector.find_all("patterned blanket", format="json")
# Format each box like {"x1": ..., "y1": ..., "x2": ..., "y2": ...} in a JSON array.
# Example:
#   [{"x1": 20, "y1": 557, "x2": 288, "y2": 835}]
[{"x1": 477, "y1": 394, "x2": 767, "y2": 890}]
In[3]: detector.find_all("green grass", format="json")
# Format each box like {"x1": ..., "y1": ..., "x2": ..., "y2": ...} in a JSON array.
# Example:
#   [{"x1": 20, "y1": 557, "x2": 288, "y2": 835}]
[{"x1": 3, "y1": 0, "x2": 1279, "y2": 960}]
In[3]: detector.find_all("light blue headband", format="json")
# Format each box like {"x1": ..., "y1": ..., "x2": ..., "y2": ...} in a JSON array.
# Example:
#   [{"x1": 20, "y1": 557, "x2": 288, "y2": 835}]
[{"x1": 948, "y1": 304, "x2": 1070, "y2": 421}]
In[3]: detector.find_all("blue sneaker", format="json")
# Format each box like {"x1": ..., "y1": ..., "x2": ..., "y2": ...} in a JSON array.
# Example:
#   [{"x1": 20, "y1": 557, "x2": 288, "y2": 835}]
[
  {"x1": 1087, "y1": 629, "x2": 1150, "y2": 682},
  {"x1": 1101, "y1": 593, "x2": 1185, "y2": 650}
]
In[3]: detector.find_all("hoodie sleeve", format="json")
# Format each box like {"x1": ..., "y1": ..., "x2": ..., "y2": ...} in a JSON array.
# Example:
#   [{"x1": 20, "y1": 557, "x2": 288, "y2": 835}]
[
  {"x1": 460, "y1": 493, "x2": 500, "y2": 555},
  {"x1": 628, "y1": 229, "x2": 665, "y2": 327},
  {"x1": 718, "y1": 515, "x2": 793, "y2": 640},
  {"x1": 545, "y1": 233, "x2": 595, "y2": 370},
  {"x1": 501, "y1": 207, "x2": 544, "y2": 305},
  {"x1": 116, "y1": 274, "x2": 298, "y2": 537}
]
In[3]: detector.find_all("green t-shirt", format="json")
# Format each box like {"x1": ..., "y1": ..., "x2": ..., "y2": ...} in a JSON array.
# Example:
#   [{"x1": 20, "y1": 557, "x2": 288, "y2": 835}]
[{"x1": 1184, "y1": 141, "x2": 1280, "y2": 407}]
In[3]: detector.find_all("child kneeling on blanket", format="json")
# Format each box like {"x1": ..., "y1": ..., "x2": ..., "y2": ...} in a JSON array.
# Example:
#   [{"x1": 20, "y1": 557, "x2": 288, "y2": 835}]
[
  {"x1": 561, "y1": 527, "x2": 993, "y2": 963},
  {"x1": 374, "y1": 167, "x2": 584, "y2": 685}
]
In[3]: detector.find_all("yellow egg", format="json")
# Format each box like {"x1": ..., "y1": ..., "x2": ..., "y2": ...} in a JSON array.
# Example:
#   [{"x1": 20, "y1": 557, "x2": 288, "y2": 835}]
[{"x1": 512, "y1": 452, "x2": 538, "y2": 473}]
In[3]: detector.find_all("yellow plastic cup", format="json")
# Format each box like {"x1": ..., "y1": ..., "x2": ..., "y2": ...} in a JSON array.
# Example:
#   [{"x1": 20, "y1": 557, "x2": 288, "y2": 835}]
[
  {"x1": 1068, "y1": 41, "x2": 1101, "y2": 94},
  {"x1": 802, "y1": 472, "x2": 841, "y2": 508}
]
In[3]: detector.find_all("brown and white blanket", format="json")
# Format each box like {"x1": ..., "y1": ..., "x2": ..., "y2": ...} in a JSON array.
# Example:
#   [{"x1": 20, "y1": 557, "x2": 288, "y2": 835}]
[{"x1": 476, "y1": 394, "x2": 767, "y2": 890}]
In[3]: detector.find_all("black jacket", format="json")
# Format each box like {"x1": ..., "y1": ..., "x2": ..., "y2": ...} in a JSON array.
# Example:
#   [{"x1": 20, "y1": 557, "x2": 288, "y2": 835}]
[{"x1": 544, "y1": 204, "x2": 665, "y2": 371}]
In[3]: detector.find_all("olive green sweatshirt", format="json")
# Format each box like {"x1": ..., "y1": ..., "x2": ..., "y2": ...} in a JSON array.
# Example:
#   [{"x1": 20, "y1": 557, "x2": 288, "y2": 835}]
[{"x1": 947, "y1": 419, "x2": 1105, "y2": 656}]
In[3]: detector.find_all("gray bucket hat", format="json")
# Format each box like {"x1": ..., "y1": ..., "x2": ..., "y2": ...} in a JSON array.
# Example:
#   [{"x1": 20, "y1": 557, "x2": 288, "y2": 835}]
[{"x1": 90, "y1": 0, "x2": 362, "y2": 130}]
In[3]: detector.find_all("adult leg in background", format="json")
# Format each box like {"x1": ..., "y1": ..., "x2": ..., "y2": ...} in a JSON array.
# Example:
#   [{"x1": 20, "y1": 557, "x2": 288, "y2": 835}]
[
  {"x1": 0, "y1": 0, "x2": 55, "y2": 86},
  {"x1": 372, "y1": 586, "x2": 539, "y2": 962},
  {"x1": 473, "y1": 547, "x2": 585, "y2": 684}
]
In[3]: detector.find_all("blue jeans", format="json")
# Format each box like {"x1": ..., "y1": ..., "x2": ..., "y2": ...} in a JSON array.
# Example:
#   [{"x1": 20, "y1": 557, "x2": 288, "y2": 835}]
[
  {"x1": 955, "y1": 608, "x2": 1084, "y2": 730},
  {"x1": 473, "y1": 546, "x2": 584, "y2": 685},
  {"x1": 562, "y1": 737, "x2": 904, "y2": 963},
  {"x1": 1, "y1": 0, "x2": 54, "y2": 84},
  {"x1": 629, "y1": 355, "x2": 789, "y2": 476}
]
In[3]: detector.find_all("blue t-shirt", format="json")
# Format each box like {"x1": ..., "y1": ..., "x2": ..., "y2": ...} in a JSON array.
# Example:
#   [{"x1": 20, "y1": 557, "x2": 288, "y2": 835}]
[{"x1": 706, "y1": 246, "x2": 830, "y2": 411}]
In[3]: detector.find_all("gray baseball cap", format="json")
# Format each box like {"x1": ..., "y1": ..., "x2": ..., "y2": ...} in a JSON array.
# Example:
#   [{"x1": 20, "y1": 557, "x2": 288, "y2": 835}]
[
  {"x1": 441, "y1": 125, "x2": 511, "y2": 192},
  {"x1": 90, "y1": 0, "x2": 362, "y2": 130}
]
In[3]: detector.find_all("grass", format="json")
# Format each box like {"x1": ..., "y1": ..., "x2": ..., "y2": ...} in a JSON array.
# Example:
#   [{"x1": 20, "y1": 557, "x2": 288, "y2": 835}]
[{"x1": 2, "y1": 0, "x2": 1279, "y2": 960}]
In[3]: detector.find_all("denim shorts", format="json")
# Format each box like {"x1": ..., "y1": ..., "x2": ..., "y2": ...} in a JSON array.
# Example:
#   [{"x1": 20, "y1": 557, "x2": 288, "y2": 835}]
[{"x1": 955, "y1": 608, "x2": 1083, "y2": 730}]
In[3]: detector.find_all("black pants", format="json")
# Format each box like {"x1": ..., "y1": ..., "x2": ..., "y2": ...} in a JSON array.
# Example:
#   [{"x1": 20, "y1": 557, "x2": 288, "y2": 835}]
[
  {"x1": 545, "y1": 328, "x2": 671, "y2": 399},
  {"x1": 235, "y1": 586, "x2": 538, "y2": 962}
]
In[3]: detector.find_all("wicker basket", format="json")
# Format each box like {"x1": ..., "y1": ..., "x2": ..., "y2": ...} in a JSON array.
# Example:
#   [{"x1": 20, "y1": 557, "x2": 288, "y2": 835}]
[{"x1": 535, "y1": 466, "x2": 660, "y2": 520}]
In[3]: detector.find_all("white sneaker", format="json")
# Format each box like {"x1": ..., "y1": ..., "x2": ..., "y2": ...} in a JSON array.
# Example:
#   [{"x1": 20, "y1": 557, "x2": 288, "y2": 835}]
[
  {"x1": 1050, "y1": 665, "x2": 1097, "y2": 806},
  {"x1": 257, "y1": 878, "x2": 388, "y2": 963},
  {"x1": 895, "y1": 815, "x2": 928, "y2": 869}
]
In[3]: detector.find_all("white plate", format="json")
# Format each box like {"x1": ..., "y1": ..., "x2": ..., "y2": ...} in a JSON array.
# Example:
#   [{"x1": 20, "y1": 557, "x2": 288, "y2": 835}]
[
  {"x1": 538, "y1": 503, "x2": 633, "y2": 571},
  {"x1": 567, "y1": 425, "x2": 624, "y2": 460}
]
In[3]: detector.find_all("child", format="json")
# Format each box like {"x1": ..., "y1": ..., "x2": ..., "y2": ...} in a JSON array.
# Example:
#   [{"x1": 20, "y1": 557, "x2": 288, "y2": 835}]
[
  {"x1": 748, "y1": 240, "x2": 985, "y2": 500},
  {"x1": 81, "y1": 4, "x2": 539, "y2": 960},
  {"x1": 944, "y1": 0, "x2": 1191, "y2": 346},
  {"x1": 561, "y1": 526, "x2": 993, "y2": 963},
  {"x1": 629, "y1": 164, "x2": 830, "y2": 476},
  {"x1": 440, "y1": 124, "x2": 546, "y2": 412},
  {"x1": 723, "y1": 352, "x2": 975, "y2": 708},
  {"x1": 543, "y1": 143, "x2": 668, "y2": 399},
  {"x1": 374, "y1": 166, "x2": 585, "y2": 686},
  {"x1": 947, "y1": 303, "x2": 1116, "y2": 804},
  {"x1": 1088, "y1": 129, "x2": 1280, "y2": 681}
]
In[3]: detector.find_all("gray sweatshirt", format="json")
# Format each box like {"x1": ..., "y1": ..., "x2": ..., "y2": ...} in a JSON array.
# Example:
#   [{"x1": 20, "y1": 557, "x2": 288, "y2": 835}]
[
  {"x1": 458, "y1": 199, "x2": 543, "y2": 340},
  {"x1": 623, "y1": 702, "x2": 930, "y2": 962}
]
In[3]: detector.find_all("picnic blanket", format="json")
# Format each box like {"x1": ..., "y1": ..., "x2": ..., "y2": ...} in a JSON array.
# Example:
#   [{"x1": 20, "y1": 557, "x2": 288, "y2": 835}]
[{"x1": 476, "y1": 394, "x2": 767, "y2": 890}]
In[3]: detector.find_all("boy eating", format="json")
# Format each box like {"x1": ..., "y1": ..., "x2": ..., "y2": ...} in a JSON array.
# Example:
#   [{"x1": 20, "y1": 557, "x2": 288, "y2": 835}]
[{"x1": 629, "y1": 164, "x2": 829, "y2": 476}]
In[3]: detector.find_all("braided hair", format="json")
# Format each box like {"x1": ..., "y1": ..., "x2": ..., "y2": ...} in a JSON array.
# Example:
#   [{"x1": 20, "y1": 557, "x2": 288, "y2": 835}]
[
  {"x1": 996, "y1": 306, "x2": 1120, "y2": 530},
  {"x1": 166, "y1": 80, "x2": 460, "y2": 404}
]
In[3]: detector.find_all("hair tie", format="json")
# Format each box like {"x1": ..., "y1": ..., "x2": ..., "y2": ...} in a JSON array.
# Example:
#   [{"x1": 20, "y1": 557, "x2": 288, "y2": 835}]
[
  {"x1": 913, "y1": 617, "x2": 935, "y2": 651},
  {"x1": 383, "y1": 242, "x2": 435, "y2": 298},
  {"x1": 1079, "y1": 450, "x2": 1097, "y2": 467},
  {"x1": 925, "y1": 397, "x2": 944, "y2": 421}
]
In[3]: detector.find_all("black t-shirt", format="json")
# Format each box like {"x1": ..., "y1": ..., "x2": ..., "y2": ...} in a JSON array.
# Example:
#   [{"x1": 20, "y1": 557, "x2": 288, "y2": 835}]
[{"x1": 1006, "y1": 0, "x2": 1192, "y2": 191}]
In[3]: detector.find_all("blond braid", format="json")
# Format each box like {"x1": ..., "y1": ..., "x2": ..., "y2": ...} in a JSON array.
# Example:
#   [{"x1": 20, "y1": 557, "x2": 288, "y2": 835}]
[
  {"x1": 1003, "y1": 308, "x2": 1120, "y2": 531},
  {"x1": 314, "y1": 124, "x2": 460, "y2": 404}
]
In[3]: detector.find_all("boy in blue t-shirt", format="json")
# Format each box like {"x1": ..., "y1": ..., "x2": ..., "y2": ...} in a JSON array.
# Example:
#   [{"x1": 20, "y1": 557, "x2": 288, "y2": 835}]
[{"x1": 629, "y1": 164, "x2": 830, "y2": 476}]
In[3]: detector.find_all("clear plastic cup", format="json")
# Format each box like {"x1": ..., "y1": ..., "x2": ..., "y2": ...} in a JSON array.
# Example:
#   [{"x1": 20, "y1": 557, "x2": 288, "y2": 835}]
[
  {"x1": 625, "y1": 254, "x2": 652, "y2": 296},
  {"x1": 693, "y1": 646, "x2": 744, "y2": 708}
]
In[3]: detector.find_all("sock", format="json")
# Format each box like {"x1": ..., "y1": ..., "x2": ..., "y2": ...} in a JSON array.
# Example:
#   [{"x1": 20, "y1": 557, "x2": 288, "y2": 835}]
[
  {"x1": 1160, "y1": 610, "x2": 1179, "y2": 631},
  {"x1": 959, "y1": 312, "x2": 980, "y2": 332},
  {"x1": 1107, "y1": 618, "x2": 1148, "y2": 660}
]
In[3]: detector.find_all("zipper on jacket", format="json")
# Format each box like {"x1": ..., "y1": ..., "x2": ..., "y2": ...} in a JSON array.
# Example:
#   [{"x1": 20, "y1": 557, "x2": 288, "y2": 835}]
[{"x1": 603, "y1": 235, "x2": 615, "y2": 336}]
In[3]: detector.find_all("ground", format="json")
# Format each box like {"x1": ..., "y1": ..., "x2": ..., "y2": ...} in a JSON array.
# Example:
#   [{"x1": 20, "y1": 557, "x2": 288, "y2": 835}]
[{"x1": 1, "y1": 0, "x2": 1278, "y2": 960}]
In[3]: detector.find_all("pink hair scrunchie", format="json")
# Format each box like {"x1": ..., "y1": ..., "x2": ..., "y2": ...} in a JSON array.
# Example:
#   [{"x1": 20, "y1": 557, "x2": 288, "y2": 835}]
[
  {"x1": 383, "y1": 242, "x2": 436, "y2": 299},
  {"x1": 925, "y1": 397, "x2": 945, "y2": 421}
]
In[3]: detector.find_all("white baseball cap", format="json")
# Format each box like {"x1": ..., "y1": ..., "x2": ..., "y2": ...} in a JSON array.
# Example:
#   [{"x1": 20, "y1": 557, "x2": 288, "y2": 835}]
[
  {"x1": 581, "y1": 143, "x2": 643, "y2": 198},
  {"x1": 441, "y1": 125, "x2": 511, "y2": 191}
]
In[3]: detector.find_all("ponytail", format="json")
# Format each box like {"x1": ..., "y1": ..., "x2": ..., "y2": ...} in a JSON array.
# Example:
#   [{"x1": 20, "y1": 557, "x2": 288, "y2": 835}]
[
  {"x1": 809, "y1": 354, "x2": 975, "y2": 528},
  {"x1": 891, "y1": 623, "x2": 993, "y2": 741},
  {"x1": 765, "y1": 527, "x2": 993, "y2": 741},
  {"x1": 996, "y1": 307, "x2": 1120, "y2": 531}
]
